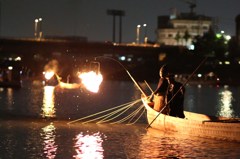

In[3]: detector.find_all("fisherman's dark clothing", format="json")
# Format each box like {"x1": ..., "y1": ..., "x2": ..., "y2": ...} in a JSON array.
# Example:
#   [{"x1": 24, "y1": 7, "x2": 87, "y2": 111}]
[{"x1": 167, "y1": 81, "x2": 185, "y2": 118}]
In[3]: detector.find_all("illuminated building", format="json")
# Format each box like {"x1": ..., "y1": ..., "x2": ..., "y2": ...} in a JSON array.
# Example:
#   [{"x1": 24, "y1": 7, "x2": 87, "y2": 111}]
[{"x1": 156, "y1": 11, "x2": 212, "y2": 49}]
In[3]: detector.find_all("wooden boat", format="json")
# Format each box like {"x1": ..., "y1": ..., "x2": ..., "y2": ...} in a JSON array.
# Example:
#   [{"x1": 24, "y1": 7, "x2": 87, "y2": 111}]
[{"x1": 142, "y1": 95, "x2": 240, "y2": 142}]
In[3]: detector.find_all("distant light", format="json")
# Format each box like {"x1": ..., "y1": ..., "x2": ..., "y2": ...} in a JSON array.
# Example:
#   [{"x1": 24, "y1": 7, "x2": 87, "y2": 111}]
[
  {"x1": 8, "y1": 66, "x2": 13, "y2": 70},
  {"x1": 224, "y1": 61, "x2": 230, "y2": 65},
  {"x1": 219, "y1": 61, "x2": 223, "y2": 65},
  {"x1": 221, "y1": 30, "x2": 225, "y2": 34},
  {"x1": 188, "y1": 44, "x2": 195, "y2": 50},
  {"x1": 127, "y1": 58, "x2": 132, "y2": 62},
  {"x1": 35, "y1": 19, "x2": 39, "y2": 23},
  {"x1": 225, "y1": 35, "x2": 231, "y2": 41},
  {"x1": 137, "y1": 25, "x2": 141, "y2": 28},
  {"x1": 170, "y1": 14, "x2": 176, "y2": 19},
  {"x1": 197, "y1": 74, "x2": 202, "y2": 78},
  {"x1": 143, "y1": 24, "x2": 147, "y2": 27},
  {"x1": 216, "y1": 33, "x2": 221, "y2": 39},
  {"x1": 15, "y1": 56, "x2": 21, "y2": 61},
  {"x1": 238, "y1": 61, "x2": 240, "y2": 64},
  {"x1": 8, "y1": 57, "x2": 13, "y2": 61},
  {"x1": 119, "y1": 56, "x2": 126, "y2": 61}
]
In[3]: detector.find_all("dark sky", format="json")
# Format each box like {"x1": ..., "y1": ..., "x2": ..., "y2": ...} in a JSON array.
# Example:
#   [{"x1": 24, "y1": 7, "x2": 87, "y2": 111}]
[{"x1": 1, "y1": 0, "x2": 239, "y2": 43}]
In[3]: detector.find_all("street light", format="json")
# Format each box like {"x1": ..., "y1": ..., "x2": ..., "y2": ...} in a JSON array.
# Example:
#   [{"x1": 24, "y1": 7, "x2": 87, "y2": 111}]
[
  {"x1": 136, "y1": 25, "x2": 141, "y2": 44},
  {"x1": 38, "y1": 18, "x2": 43, "y2": 39},
  {"x1": 143, "y1": 24, "x2": 148, "y2": 44},
  {"x1": 34, "y1": 18, "x2": 43, "y2": 40},
  {"x1": 34, "y1": 19, "x2": 39, "y2": 38}
]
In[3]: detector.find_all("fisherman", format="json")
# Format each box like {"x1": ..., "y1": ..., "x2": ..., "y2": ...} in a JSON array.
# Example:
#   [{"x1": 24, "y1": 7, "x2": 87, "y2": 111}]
[
  {"x1": 149, "y1": 64, "x2": 170, "y2": 114},
  {"x1": 167, "y1": 74, "x2": 185, "y2": 118}
]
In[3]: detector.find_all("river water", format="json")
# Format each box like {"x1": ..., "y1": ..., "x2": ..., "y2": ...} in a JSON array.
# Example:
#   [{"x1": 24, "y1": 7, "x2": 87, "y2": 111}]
[{"x1": 0, "y1": 80, "x2": 240, "y2": 159}]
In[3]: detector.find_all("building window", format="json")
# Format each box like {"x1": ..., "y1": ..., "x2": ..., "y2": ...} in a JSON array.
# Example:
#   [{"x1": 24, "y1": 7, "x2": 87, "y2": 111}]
[{"x1": 202, "y1": 26, "x2": 209, "y2": 30}]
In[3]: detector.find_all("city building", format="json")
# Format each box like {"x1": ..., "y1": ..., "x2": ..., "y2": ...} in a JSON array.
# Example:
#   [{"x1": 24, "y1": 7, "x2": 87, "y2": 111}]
[{"x1": 156, "y1": 11, "x2": 212, "y2": 49}]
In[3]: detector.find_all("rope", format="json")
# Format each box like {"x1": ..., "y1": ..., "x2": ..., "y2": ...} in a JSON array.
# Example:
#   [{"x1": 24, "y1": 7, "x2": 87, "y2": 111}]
[
  {"x1": 110, "y1": 104, "x2": 144, "y2": 124},
  {"x1": 96, "y1": 99, "x2": 141, "y2": 124},
  {"x1": 96, "y1": 103, "x2": 135, "y2": 124},
  {"x1": 127, "y1": 106, "x2": 146, "y2": 125},
  {"x1": 67, "y1": 99, "x2": 140, "y2": 124},
  {"x1": 80, "y1": 104, "x2": 135, "y2": 124}
]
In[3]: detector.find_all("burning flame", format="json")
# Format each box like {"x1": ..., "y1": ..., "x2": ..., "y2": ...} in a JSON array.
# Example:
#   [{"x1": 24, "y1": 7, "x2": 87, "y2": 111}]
[
  {"x1": 44, "y1": 71, "x2": 55, "y2": 80},
  {"x1": 78, "y1": 71, "x2": 103, "y2": 93}
]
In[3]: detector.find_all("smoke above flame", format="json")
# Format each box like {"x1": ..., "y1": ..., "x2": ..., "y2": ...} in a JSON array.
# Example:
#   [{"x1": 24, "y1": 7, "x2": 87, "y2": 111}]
[
  {"x1": 44, "y1": 60, "x2": 59, "y2": 76},
  {"x1": 78, "y1": 71, "x2": 103, "y2": 93}
]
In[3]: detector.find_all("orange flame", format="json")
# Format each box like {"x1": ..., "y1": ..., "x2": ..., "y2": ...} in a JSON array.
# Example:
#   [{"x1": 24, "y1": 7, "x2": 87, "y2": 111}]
[
  {"x1": 78, "y1": 71, "x2": 103, "y2": 93},
  {"x1": 43, "y1": 71, "x2": 55, "y2": 80}
]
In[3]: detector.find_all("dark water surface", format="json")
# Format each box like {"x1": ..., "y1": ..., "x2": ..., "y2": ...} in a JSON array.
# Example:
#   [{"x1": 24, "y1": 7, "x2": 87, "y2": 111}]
[{"x1": 0, "y1": 80, "x2": 240, "y2": 159}]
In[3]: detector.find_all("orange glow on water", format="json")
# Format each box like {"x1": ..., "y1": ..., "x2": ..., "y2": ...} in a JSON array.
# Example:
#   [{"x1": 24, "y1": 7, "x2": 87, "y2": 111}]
[
  {"x1": 78, "y1": 71, "x2": 103, "y2": 93},
  {"x1": 42, "y1": 86, "x2": 56, "y2": 118}
]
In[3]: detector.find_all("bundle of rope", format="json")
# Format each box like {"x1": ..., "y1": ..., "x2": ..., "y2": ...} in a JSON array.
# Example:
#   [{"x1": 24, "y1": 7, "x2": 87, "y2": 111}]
[{"x1": 67, "y1": 99, "x2": 145, "y2": 125}]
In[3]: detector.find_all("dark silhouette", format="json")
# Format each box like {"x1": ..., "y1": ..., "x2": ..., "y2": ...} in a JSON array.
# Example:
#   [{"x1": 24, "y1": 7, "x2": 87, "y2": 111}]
[{"x1": 167, "y1": 75, "x2": 185, "y2": 118}]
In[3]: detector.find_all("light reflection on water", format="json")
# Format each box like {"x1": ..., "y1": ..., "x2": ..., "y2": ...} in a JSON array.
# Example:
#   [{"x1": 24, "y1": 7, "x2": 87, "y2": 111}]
[
  {"x1": 42, "y1": 86, "x2": 56, "y2": 118},
  {"x1": 183, "y1": 84, "x2": 240, "y2": 117},
  {"x1": 0, "y1": 121, "x2": 240, "y2": 159},
  {"x1": 7, "y1": 88, "x2": 14, "y2": 111},
  {"x1": 136, "y1": 128, "x2": 240, "y2": 158},
  {"x1": 73, "y1": 132, "x2": 105, "y2": 159},
  {"x1": 217, "y1": 87, "x2": 234, "y2": 117},
  {"x1": 41, "y1": 123, "x2": 58, "y2": 159},
  {"x1": 0, "y1": 81, "x2": 240, "y2": 158},
  {"x1": 0, "y1": 81, "x2": 239, "y2": 119}
]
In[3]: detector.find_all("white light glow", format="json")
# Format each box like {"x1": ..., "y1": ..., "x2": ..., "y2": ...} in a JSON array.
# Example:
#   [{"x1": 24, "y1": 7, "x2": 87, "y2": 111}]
[
  {"x1": 224, "y1": 61, "x2": 230, "y2": 65},
  {"x1": 218, "y1": 89, "x2": 233, "y2": 117},
  {"x1": 14, "y1": 57, "x2": 21, "y2": 61},
  {"x1": 119, "y1": 56, "x2": 126, "y2": 61},
  {"x1": 225, "y1": 35, "x2": 231, "y2": 40}
]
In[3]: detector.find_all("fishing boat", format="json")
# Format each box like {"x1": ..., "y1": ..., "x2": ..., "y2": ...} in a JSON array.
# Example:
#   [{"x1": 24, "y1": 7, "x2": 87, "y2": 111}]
[
  {"x1": 0, "y1": 60, "x2": 22, "y2": 88},
  {"x1": 141, "y1": 95, "x2": 240, "y2": 142}
]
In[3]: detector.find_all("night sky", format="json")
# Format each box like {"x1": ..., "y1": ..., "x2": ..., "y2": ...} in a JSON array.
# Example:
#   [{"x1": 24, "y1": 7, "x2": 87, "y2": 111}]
[{"x1": 1, "y1": 0, "x2": 239, "y2": 43}]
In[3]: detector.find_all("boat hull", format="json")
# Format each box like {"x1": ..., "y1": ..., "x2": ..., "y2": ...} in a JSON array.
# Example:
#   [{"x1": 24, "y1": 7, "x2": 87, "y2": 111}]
[{"x1": 142, "y1": 97, "x2": 240, "y2": 142}]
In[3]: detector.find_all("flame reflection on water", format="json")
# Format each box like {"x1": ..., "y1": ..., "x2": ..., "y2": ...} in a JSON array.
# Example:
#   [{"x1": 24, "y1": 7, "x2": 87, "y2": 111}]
[
  {"x1": 6, "y1": 88, "x2": 14, "y2": 110},
  {"x1": 42, "y1": 86, "x2": 56, "y2": 118},
  {"x1": 41, "y1": 123, "x2": 58, "y2": 159},
  {"x1": 73, "y1": 132, "x2": 105, "y2": 159}
]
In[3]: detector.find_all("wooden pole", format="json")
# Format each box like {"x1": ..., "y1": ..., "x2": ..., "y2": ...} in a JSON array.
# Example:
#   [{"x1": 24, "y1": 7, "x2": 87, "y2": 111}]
[{"x1": 95, "y1": 56, "x2": 147, "y2": 98}]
